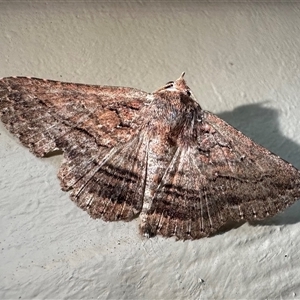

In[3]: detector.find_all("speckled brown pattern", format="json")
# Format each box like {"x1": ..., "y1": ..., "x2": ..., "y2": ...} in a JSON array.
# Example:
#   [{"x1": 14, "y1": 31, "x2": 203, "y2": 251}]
[{"x1": 1, "y1": 73, "x2": 300, "y2": 240}]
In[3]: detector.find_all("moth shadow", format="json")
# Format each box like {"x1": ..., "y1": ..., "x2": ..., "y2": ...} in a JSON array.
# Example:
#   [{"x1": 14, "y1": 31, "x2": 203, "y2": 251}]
[
  {"x1": 44, "y1": 149, "x2": 63, "y2": 157},
  {"x1": 218, "y1": 102, "x2": 300, "y2": 227}
]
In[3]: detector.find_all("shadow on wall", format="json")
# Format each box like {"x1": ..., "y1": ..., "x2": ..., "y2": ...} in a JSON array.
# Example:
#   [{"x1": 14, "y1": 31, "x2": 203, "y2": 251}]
[{"x1": 218, "y1": 102, "x2": 300, "y2": 227}]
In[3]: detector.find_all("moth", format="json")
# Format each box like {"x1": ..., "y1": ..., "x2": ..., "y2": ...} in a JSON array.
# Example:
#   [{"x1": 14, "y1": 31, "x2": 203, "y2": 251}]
[{"x1": 0, "y1": 73, "x2": 300, "y2": 240}]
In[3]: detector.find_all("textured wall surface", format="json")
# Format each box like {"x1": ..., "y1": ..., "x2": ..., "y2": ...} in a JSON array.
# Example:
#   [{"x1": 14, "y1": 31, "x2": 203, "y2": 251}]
[{"x1": 1, "y1": 1, "x2": 300, "y2": 299}]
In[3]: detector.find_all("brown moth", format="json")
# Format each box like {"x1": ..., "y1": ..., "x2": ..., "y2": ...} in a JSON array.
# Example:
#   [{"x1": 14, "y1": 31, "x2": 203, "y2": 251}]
[{"x1": 0, "y1": 73, "x2": 299, "y2": 240}]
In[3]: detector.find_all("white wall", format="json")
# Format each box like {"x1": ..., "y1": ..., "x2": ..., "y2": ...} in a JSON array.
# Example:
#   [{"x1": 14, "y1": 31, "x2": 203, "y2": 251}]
[{"x1": 1, "y1": 1, "x2": 300, "y2": 299}]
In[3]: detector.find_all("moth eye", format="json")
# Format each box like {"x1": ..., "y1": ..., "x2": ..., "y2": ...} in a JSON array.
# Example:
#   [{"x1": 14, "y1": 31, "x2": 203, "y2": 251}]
[
  {"x1": 165, "y1": 81, "x2": 174, "y2": 89},
  {"x1": 186, "y1": 90, "x2": 191, "y2": 96}
]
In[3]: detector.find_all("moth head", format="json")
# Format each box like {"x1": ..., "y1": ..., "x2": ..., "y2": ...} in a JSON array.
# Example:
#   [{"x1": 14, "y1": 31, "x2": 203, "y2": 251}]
[{"x1": 155, "y1": 72, "x2": 195, "y2": 99}]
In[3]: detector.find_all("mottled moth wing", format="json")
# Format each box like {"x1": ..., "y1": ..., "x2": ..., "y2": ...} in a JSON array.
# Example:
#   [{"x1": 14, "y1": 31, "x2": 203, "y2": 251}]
[
  {"x1": 142, "y1": 109, "x2": 300, "y2": 240},
  {"x1": 0, "y1": 77, "x2": 151, "y2": 221}
]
